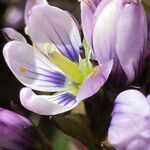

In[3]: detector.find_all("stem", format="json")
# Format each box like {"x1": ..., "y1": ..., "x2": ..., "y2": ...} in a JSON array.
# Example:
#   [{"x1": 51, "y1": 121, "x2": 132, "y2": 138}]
[
  {"x1": 33, "y1": 126, "x2": 53, "y2": 150},
  {"x1": 84, "y1": 89, "x2": 113, "y2": 142}
]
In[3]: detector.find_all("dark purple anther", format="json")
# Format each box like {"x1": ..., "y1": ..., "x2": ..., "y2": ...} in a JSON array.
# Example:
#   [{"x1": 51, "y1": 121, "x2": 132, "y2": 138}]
[{"x1": 79, "y1": 46, "x2": 86, "y2": 59}]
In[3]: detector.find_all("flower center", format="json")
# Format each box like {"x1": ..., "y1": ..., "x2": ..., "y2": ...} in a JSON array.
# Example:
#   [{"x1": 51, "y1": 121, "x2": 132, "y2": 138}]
[
  {"x1": 46, "y1": 44, "x2": 84, "y2": 84},
  {"x1": 45, "y1": 42, "x2": 93, "y2": 95}
]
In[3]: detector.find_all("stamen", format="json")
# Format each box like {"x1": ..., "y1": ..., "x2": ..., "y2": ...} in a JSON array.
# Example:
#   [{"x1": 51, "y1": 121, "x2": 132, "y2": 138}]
[
  {"x1": 46, "y1": 43, "x2": 84, "y2": 84},
  {"x1": 91, "y1": 66, "x2": 101, "y2": 77},
  {"x1": 89, "y1": 59, "x2": 98, "y2": 67},
  {"x1": 79, "y1": 46, "x2": 86, "y2": 59}
]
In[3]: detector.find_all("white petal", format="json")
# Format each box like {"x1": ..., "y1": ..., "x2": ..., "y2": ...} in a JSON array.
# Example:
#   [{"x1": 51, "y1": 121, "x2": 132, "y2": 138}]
[
  {"x1": 2, "y1": 28, "x2": 26, "y2": 42},
  {"x1": 3, "y1": 41, "x2": 67, "y2": 92},
  {"x1": 20, "y1": 88, "x2": 80, "y2": 115}
]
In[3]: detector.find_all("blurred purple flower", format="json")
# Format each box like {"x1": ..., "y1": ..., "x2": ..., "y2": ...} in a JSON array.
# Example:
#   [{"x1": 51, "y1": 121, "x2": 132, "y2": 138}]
[
  {"x1": 1, "y1": 0, "x2": 48, "y2": 29},
  {"x1": 3, "y1": 2, "x2": 113, "y2": 115},
  {"x1": 108, "y1": 90, "x2": 150, "y2": 150},
  {"x1": 80, "y1": 0, "x2": 147, "y2": 84},
  {"x1": 0, "y1": 108, "x2": 41, "y2": 150},
  {"x1": 1, "y1": 0, "x2": 25, "y2": 29}
]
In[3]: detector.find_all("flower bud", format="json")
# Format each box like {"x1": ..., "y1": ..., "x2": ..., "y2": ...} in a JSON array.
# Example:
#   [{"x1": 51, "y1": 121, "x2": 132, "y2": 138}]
[
  {"x1": 108, "y1": 90, "x2": 150, "y2": 150},
  {"x1": 92, "y1": 0, "x2": 147, "y2": 82},
  {"x1": 0, "y1": 108, "x2": 41, "y2": 150}
]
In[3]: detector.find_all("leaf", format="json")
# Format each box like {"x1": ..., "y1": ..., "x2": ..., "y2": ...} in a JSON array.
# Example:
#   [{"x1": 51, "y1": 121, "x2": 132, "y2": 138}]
[
  {"x1": 51, "y1": 113, "x2": 96, "y2": 149},
  {"x1": 52, "y1": 129, "x2": 69, "y2": 150}
]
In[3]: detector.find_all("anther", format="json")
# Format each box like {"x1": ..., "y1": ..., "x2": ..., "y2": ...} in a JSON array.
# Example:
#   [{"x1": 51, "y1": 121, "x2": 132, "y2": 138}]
[
  {"x1": 79, "y1": 46, "x2": 86, "y2": 59},
  {"x1": 89, "y1": 59, "x2": 98, "y2": 67}
]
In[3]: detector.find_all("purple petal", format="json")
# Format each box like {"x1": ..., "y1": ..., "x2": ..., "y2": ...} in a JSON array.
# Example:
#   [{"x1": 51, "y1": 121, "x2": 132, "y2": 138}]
[
  {"x1": 126, "y1": 138, "x2": 150, "y2": 150},
  {"x1": 93, "y1": 0, "x2": 112, "y2": 24},
  {"x1": 108, "y1": 90, "x2": 150, "y2": 149},
  {"x1": 147, "y1": 95, "x2": 150, "y2": 105},
  {"x1": 28, "y1": 4, "x2": 81, "y2": 62},
  {"x1": 20, "y1": 88, "x2": 80, "y2": 115},
  {"x1": 24, "y1": 0, "x2": 48, "y2": 24},
  {"x1": 76, "y1": 60, "x2": 113, "y2": 101},
  {"x1": 93, "y1": 0, "x2": 121, "y2": 64},
  {"x1": 3, "y1": 41, "x2": 67, "y2": 92},
  {"x1": 0, "y1": 108, "x2": 40, "y2": 149},
  {"x1": 2, "y1": 28, "x2": 26, "y2": 42},
  {"x1": 80, "y1": 1, "x2": 96, "y2": 48},
  {"x1": 91, "y1": 0, "x2": 101, "y2": 7},
  {"x1": 116, "y1": 3, "x2": 147, "y2": 82}
]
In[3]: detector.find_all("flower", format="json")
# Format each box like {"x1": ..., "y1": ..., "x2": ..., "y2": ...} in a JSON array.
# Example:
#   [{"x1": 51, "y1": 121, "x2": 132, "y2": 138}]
[
  {"x1": 3, "y1": 3, "x2": 113, "y2": 115},
  {"x1": 108, "y1": 90, "x2": 150, "y2": 150},
  {"x1": 0, "y1": 108, "x2": 41, "y2": 150},
  {"x1": 0, "y1": 0, "x2": 25, "y2": 29},
  {"x1": 80, "y1": 0, "x2": 147, "y2": 83}
]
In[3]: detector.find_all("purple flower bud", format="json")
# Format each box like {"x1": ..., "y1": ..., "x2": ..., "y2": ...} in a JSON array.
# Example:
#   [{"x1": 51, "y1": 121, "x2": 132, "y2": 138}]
[
  {"x1": 92, "y1": 0, "x2": 147, "y2": 82},
  {"x1": 0, "y1": 108, "x2": 41, "y2": 150},
  {"x1": 108, "y1": 90, "x2": 150, "y2": 150}
]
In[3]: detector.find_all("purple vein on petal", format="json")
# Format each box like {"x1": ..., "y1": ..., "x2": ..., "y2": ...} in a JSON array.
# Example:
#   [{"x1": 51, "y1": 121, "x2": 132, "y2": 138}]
[
  {"x1": 52, "y1": 93, "x2": 76, "y2": 106},
  {"x1": 31, "y1": 8, "x2": 79, "y2": 62},
  {"x1": 49, "y1": 20, "x2": 79, "y2": 62},
  {"x1": 12, "y1": 56, "x2": 67, "y2": 81},
  {"x1": 12, "y1": 60, "x2": 66, "y2": 87}
]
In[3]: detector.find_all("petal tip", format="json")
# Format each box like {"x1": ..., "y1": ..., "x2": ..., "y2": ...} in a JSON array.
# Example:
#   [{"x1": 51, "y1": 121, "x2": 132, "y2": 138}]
[{"x1": 20, "y1": 87, "x2": 33, "y2": 106}]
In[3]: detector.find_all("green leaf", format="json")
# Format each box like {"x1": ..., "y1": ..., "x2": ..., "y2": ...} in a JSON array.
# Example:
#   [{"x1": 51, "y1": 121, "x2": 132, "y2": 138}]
[
  {"x1": 52, "y1": 113, "x2": 96, "y2": 149},
  {"x1": 52, "y1": 129, "x2": 69, "y2": 150}
]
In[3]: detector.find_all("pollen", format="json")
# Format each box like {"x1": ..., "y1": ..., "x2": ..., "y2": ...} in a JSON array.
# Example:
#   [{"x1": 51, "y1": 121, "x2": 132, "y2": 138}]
[
  {"x1": 19, "y1": 67, "x2": 27, "y2": 73},
  {"x1": 91, "y1": 66, "x2": 100, "y2": 77}
]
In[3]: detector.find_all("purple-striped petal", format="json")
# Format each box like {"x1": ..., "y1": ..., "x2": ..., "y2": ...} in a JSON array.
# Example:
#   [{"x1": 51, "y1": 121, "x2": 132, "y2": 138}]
[
  {"x1": 116, "y1": 3, "x2": 147, "y2": 82},
  {"x1": 27, "y1": 4, "x2": 81, "y2": 62},
  {"x1": 20, "y1": 88, "x2": 80, "y2": 115},
  {"x1": 76, "y1": 60, "x2": 113, "y2": 101},
  {"x1": 3, "y1": 41, "x2": 67, "y2": 92},
  {"x1": 2, "y1": 28, "x2": 26, "y2": 42},
  {"x1": 24, "y1": 0, "x2": 48, "y2": 24},
  {"x1": 108, "y1": 90, "x2": 150, "y2": 149}
]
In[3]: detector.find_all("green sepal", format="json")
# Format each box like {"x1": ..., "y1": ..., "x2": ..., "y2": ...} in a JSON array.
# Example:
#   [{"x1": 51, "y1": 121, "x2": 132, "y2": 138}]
[
  {"x1": 46, "y1": 44, "x2": 84, "y2": 84},
  {"x1": 79, "y1": 39, "x2": 92, "y2": 77}
]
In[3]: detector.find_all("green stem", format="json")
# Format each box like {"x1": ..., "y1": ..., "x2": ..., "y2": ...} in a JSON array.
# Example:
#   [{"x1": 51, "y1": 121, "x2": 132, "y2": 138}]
[
  {"x1": 33, "y1": 126, "x2": 53, "y2": 150},
  {"x1": 84, "y1": 88, "x2": 113, "y2": 144}
]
